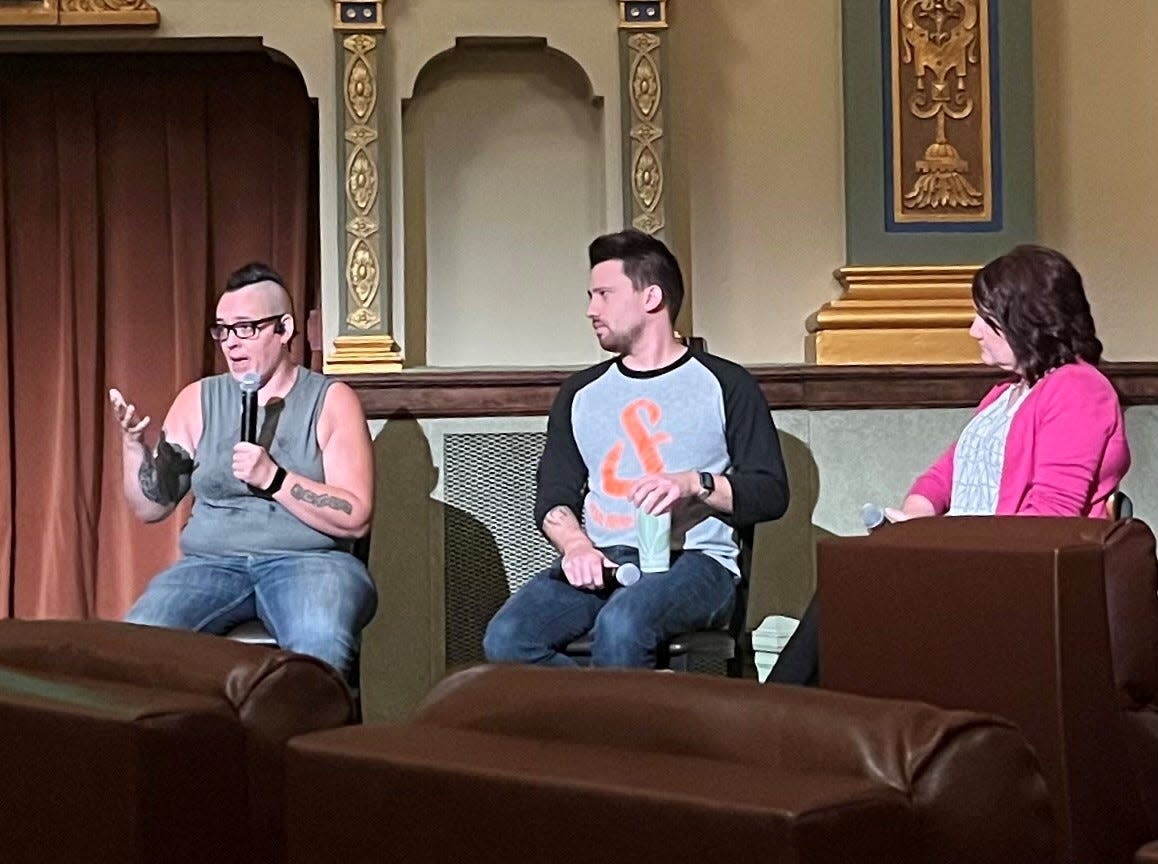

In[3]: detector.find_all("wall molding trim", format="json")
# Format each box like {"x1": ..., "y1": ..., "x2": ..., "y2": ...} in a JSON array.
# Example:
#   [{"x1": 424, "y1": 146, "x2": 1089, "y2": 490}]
[{"x1": 343, "y1": 362, "x2": 1158, "y2": 419}]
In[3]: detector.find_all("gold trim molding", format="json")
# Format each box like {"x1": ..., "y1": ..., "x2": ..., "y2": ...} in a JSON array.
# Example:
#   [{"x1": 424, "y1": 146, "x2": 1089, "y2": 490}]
[
  {"x1": 0, "y1": 0, "x2": 159, "y2": 27},
  {"x1": 325, "y1": 334, "x2": 402, "y2": 374},
  {"x1": 807, "y1": 265, "x2": 982, "y2": 364}
]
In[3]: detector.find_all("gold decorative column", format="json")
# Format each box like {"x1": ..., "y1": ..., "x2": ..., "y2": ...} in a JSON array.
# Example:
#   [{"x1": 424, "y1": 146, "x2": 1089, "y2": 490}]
[
  {"x1": 326, "y1": 0, "x2": 404, "y2": 374},
  {"x1": 618, "y1": 1, "x2": 669, "y2": 238}
]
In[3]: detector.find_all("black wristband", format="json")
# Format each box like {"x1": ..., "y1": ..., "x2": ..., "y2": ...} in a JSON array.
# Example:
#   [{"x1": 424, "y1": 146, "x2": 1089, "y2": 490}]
[{"x1": 257, "y1": 464, "x2": 287, "y2": 498}]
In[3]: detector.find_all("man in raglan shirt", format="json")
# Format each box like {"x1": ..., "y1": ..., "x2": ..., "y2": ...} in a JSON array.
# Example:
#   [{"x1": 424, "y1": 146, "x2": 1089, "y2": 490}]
[{"x1": 484, "y1": 229, "x2": 789, "y2": 668}]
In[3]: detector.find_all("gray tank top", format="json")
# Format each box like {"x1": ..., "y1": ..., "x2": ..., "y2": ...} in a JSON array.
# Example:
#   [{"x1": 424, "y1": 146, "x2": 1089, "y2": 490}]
[{"x1": 180, "y1": 368, "x2": 346, "y2": 556}]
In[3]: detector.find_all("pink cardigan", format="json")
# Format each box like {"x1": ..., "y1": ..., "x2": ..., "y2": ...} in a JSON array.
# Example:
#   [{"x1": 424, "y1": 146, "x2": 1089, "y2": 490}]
[{"x1": 909, "y1": 361, "x2": 1130, "y2": 518}]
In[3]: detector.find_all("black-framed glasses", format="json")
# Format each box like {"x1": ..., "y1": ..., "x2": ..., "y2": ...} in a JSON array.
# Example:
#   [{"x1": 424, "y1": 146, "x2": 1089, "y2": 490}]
[{"x1": 209, "y1": 315, "x2": 284, "y2": 342}]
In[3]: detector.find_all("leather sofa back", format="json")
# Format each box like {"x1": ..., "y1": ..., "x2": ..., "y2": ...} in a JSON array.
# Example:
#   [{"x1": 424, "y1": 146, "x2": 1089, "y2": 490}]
[
  {"x1": 286, "y1": 665, "x2": 1056, "y2": 864},
  {"x1": 0, "y1": 620, "x2": 354, "y2": 864},
  {"x1": 818, "y1": 516, "x2": 1158, "y2": 864}
]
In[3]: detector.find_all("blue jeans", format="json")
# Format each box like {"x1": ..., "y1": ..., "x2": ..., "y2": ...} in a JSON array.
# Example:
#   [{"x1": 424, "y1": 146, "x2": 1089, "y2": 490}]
[
  {"x1": 125, "y1": 551, "x2": 378, "y2": 676},
  {"x1": 483, "y1": 546, "x2": 736, "y2": 668}
]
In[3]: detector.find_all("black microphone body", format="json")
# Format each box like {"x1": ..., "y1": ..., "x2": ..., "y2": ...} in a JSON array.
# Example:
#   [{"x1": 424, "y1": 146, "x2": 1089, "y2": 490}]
[
  {"x1": 551, "y1": 562, "x2": 642, "y2": 593},
  {"x1": 239, "y1": 372, "x2": 261, "y2": 444}
]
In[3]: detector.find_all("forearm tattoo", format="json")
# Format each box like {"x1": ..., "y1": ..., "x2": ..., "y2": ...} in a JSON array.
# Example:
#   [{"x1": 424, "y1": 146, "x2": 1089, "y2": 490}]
[
  {"x1": 290, "y1": 483, "x2": 353, "y2": 514},
  {"x1": 544, "y1": 505, "x2": 575, "y2": 527},
  {"x1": 138, "y1": 432, "x2": 194, "y2": 505}
]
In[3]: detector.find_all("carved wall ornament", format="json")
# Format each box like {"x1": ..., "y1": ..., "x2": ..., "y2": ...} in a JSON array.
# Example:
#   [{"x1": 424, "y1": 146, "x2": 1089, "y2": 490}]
[
  {"x1": 630, "y1": 52, "x2": 660, "y2": 120},
  {"x1": 61, "y1": 0, "x2": 152, "y2": 10},
  {"x1": 631, "y1": 122, "x2": 662, "y2": 146},
  {"x1": 891, "y1": 0, "x2": 992, "y2": 222},
  {"x1": 0, "y1": 0, "x2": 158, "y2": 26},
  {"x1": 346, "y1": 148, "x2": 378, "y2": 214},
  {"x1": 346, "y1": 240, "x2": 381, "y2": 328},
  {"x1": 347, "y1": 215, "x2": 376, "y2": 240},
  {"x1": 625, "y1": 29, "x2": 666, "y2": 235},
  {"x1": 632, "y1": 146, "x2": 662, "y2": 212},
  {"x1": 327, "y1": 1, "x2": 402, "y2": 372},
  {"x1": 346, "y1": 56, "x2": 376, "y2": 120},
  {"x1": 344, "y1": 125, "x2": 377, "y2": 147},
  {"x1": 340, "y1": 31, "x2": 385, "y2": 333}
]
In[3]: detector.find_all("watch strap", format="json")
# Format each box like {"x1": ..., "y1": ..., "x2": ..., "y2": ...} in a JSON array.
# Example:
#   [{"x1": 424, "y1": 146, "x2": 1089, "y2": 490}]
[{"x1": 698, "y1": 471, "x2": 715, "y2": 500}]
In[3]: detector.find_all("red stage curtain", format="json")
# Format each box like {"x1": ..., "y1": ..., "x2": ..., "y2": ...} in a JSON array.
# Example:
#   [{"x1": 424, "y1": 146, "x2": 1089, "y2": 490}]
[{"x1": 0, "y1": 50, "x2": 318, "y2": 618}]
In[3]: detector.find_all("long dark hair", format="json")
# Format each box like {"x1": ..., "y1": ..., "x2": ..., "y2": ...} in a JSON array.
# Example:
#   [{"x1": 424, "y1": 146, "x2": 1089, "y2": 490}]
[{"x1": 972, "y1": 245, "x2": 1102, "y2": 384}]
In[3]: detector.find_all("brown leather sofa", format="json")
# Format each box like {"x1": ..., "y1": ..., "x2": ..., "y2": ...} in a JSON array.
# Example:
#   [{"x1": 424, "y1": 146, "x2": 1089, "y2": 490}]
[
  {"x1": 817, "y1": 516, "x2": 1158, "y2": 864},
  {"x1": 284, "y1": 664, "x2": 1057, "y2": 864},
  {"x1": 0, "y1": 620, "x2": 354, "y2": 864}
]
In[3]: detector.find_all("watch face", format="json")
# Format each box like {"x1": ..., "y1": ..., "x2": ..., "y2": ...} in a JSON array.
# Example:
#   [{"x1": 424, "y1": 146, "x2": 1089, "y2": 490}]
[{"x1": 699, "y1": 472, "x2": 714, "y2": 497}]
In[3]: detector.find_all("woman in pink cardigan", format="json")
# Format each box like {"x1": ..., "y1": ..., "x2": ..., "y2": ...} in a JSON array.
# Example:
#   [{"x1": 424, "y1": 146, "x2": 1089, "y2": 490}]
[
  {"x1": 770, "y1": 245, "x2": 1130, "y2": 686},
  {"x1": 890, "y1": 244, "x2": 1130, "y2": 521}
]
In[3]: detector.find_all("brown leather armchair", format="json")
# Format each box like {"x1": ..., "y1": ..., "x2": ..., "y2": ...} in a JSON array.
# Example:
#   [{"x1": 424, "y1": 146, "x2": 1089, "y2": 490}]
[
  {"x1": 0, "y1": 619, "x2": 354, "y2": 864},
  {"x1": 817, "y1": 517, "x2": 1158, "y2": 864},
  {"x1": 284, "y1": 664, "x2": 1057, "y2": 864}
]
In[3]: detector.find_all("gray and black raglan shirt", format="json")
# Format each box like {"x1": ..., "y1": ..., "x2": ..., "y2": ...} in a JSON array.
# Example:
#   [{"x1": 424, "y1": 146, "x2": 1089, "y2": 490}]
[{"x1": 535, "y1": 350, "x2": 789, "y2": 576}]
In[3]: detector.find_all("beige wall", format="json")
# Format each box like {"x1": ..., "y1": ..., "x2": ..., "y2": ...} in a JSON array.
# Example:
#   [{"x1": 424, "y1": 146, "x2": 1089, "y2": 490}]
[
  {"x1": 1034, "y1": 1, "x2": 1158, "y2": 362},
  {"x1": 402, "y1": 44, "x2": 607, "y2": 367},
  {"x1": 670, "y1": 0, "x2": 1158, "y2": 364},
  {"x1": 668, "y1": 0, "x2": 846, "y2": 364},
  {"x1": 3, "y1": 1, "x2": 1153, "y2": 363}
]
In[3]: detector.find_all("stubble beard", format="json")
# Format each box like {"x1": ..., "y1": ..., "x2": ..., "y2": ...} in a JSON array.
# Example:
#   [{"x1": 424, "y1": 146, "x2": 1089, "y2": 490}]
[{"x1": 596, "y1": 322, "x2": 644, "y2": 355}]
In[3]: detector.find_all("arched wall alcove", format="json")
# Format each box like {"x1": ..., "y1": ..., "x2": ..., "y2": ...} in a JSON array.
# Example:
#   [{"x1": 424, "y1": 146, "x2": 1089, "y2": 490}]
[{"x1": 402, "y1": 37, "x2": 607, "y2": 367}]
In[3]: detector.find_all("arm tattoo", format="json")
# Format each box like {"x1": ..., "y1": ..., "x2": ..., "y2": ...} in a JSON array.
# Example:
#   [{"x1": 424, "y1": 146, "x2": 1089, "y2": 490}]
[
  {"x1": 290, "y1": 483, "x2": 353, "y2": 514},
  {"x1": 544, "y1": 506, "x2": 575, "y2": 526},
  {"x1": 138, "y1": 432, "x2": 194, "y2": 505}
]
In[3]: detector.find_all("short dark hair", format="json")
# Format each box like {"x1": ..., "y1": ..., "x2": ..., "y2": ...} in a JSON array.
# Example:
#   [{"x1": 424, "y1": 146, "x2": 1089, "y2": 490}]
[
  {"x1": 225, "y1": 262, "x2": 285, "y2": 293},
  {"x1": 972, "y1": 244, "x2": 1102, "y2": 384},
  {"x1": 588, "y1": 229, "x2": 684, "y2": 323}
]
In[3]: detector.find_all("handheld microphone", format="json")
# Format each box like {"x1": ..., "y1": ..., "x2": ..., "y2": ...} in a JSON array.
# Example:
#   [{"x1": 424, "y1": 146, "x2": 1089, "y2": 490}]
[
  {"x1": 861, "y1": 502, "x2": 886, "y2": 532},
  {"x1": 604, "y1": 562, "x2": 641, "y2": 588},
  {"x1": 239, "y1": 372, "x2": 261, "y2": 444},
  {"x1": 551, "y1": 562, "x2": 642, "y2": 591}
]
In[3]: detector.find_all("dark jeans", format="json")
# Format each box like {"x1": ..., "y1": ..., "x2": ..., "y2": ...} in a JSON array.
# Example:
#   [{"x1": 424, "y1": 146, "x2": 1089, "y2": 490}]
[
  {"x1": 767, "y1": 593, "x2": 820, "y2": 686},
  {"x1": 483, "y1": 545, "x2": 736, "y2": 669}
]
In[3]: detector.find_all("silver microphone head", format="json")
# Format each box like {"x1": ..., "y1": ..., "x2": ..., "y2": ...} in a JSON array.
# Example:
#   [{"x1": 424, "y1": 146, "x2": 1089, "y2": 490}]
[
  {"x1": 613, "y1": 562, "x2": 641, "y2": 587},
  {"x1": 861, "y1": 502, "x2": 886, "y2": 531},
  {"x1": 239, "y1": 372, "x2": 261, "y2": 394}
]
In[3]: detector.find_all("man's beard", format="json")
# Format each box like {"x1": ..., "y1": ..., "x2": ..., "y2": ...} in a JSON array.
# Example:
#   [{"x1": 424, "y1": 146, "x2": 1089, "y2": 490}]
[{"x1": 596, "y1": 321, "x2": 643, "y2": 354}]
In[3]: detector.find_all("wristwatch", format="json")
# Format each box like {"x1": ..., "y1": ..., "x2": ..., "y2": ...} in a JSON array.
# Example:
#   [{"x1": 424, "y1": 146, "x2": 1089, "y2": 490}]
[{"x1": 697, "y1": 471, "x2": 715, "y2": 500}]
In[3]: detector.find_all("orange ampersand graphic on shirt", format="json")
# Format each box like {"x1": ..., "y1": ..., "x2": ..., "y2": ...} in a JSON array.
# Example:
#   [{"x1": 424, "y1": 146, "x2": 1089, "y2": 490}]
[{"x1": 600, "y1": 398, "x2": 671, "y2": 498}]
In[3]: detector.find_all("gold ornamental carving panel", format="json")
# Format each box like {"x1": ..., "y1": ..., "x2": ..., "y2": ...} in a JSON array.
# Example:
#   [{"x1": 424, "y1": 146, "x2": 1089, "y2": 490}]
[
  {"x1": 328, "y1": 2, "x2": 401, "y2": 373},
  {"x1": 342, "y1": 32, "x2": 383, "y2": 331},
  {"x1": 0, "y1": 0, "x2": 158, "y2": 26},
  {"x1": 627, "y1": 31, "x2": 665, "y2": 236},
  {"x1": 891, "y1": 0, "x2": 992, "y2": 223},
  {"x1": 61, "y1": 0, "x2": 151, "y2": 9}
]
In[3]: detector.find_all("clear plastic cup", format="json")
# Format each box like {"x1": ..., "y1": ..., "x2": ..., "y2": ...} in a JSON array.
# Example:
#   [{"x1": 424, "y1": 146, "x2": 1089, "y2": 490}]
[{"x1": 635, "y1": 508, "x2": 671, "y2": 573}]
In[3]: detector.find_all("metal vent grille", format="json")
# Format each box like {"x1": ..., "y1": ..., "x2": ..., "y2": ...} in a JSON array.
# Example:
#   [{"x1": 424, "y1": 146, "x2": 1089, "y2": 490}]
[{"x1": 443, "y1": 431, "x2": 557, "y2": 666}]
